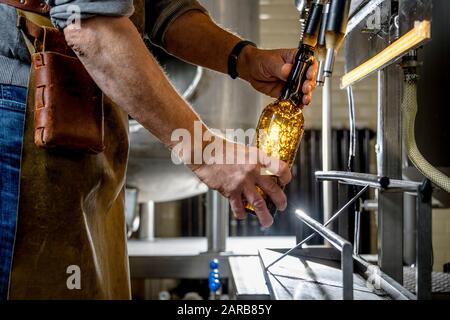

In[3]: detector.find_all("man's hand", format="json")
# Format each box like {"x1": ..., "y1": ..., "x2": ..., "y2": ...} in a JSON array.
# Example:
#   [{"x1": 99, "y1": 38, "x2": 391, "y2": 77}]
[
  {"x1": 237, "y1": 45, "x2": 318, "y2": 104},
  {"x1": 191, "y1": 137, "x2": 292, "y2": 228}
]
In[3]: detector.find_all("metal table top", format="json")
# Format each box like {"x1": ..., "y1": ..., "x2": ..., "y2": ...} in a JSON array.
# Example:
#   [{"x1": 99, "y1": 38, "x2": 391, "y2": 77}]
[{"x1": 259, "y1": 249, "x2": 387, "y2": 300}]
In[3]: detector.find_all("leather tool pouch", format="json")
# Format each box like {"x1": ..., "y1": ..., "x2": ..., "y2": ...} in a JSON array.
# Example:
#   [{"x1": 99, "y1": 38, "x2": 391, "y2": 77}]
[{"x1": 19, "y1": 15, "x2": 105, "y2": 154}]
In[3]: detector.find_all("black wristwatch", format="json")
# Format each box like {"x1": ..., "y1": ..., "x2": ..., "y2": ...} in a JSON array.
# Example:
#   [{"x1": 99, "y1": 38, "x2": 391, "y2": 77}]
[{"x1": 227, "y1": 40, "x2": 257, "y2": 79}]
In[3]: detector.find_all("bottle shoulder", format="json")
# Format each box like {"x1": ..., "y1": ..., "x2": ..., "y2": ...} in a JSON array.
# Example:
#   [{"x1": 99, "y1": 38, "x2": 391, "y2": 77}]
[{"x1": 262, "y1": 99, "x2": 305, "y2": 117}]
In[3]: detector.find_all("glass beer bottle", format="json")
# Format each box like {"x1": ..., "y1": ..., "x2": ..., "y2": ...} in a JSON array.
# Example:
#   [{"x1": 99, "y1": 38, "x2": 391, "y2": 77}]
[
  {"x1": 243, "y1": 1, "x2": 323, "y2": 216},
  {"x1": 244, "y1": 44, "x2": 315, "y2": 216}
]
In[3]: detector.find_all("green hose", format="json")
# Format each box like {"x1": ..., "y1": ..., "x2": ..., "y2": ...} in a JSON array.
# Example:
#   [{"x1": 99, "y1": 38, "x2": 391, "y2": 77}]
[{"x1": 402, "y1": 81, "x2": 450, "y2": 194}]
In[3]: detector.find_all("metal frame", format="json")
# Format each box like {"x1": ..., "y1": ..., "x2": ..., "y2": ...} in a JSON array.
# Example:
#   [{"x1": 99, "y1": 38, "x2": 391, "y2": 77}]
[
  {"x1": 260, "y1": 170, "x2": 432, "y2": 300},
  {"x1": 343, "y1": 0, "x2": 433, "y2": 289},
  {"x1": 316, "y1": 170, "x2": 421, "y2": 192},
  {"x1": 295, "y1": 210, "x2": 354, "y2": 300},
  {"x1": 315, "y1": 170, "x2": 433, "y2": 299},
  {"x1": 263, "y1": 179, "x2": 420, "y2": 300},
  {"x1": 415, "y1": 180, "x2": 432, "y2": 300},
  {"x1": 377, "y1": 59, "x2": 405, "y2": 283}
]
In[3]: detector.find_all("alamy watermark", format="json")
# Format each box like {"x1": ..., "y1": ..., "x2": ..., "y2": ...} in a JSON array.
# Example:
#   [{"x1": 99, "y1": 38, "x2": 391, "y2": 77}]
[
  {"x1": 366, "y1": 6, "x2": 381, "y2": 30},
  {"x1": 66, "y1": 265, "x2": 81, "y2": 290},
  {"x1": 170, "y1": 121, "x2": 282, "y2": 173},
  {"x1": 66, "y1": 5, "x2": 81, "y2": 29},
  {"x1": 365, "y1": 265, "x2": 382, "y2": 291}
]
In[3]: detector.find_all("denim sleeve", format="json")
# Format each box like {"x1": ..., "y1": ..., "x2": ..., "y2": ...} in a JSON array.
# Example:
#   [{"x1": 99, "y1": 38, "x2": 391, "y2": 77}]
[
  {"x1": 146, "y1": 0, "x2": 208, "y2": 48},
  {"x1": 47, "y1": 0, "x2": 135, "y2": 28}
]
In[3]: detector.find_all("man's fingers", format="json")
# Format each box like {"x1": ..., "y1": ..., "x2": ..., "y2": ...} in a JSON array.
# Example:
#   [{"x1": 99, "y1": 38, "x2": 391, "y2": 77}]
[
  {"x1": 282, "y1": 59, "x2": 317, "y2": 82},
  {"x1": 274, "y1": 51, "x2": 317, "y2": 83},
  {"x1": 243, "y1": 185, "x2": 273, "y2": 228},
  {"x1": 302, "y1": 79, "x2": 314, "y2": 95},
  {"x1": 307, "y1": 59, "x2": 319, "y2": 80},
  {"x1": 259, "y1": 154, "x2": 292, "y2": 186},
  {"x1": 265, "y1": 49, "x2": 295, "y2": 81},
  {"x1": 303, "y1": 94, "x2": 312, "y2": 105},
  {"x1": 256, "y1": 176, "x2": 287, "y2": 211},
  {"x1": 230, "y1": 196, "x2": 246, "y2": 220},
  {"x1": 302, "y1": 79, "x2": 314, "y2": 106}
]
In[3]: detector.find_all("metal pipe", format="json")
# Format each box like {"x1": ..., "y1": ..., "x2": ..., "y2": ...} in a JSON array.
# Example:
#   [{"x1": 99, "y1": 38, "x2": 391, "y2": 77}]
[
  {"x1": 206, "y1": 190, "x2": 229, "y2": 253},
  {"x1": 376, "y1": 70, "x2": 384, "y2": 175},
  {"x1": 353, "y1": 208, "x2": 361, "y2": 254},
  {"x1": 315, "y1": 170, "x2": 422, "y2": 192},
  {"x1": 363, "y1": 199, "x2": 378, "y2": 211},
  {"x1": 403, "y1": 193, "x2": 416, "y2": 265},
  {"x1": 324, "y1": 0, "x2": 351, "y2": 78},
  {"x1": 322, "y1": 77, "x2": 333, "y2": 228},
  {"x1": 295, "y1": 209, "x2": 354, "y2": 300},
  {"x1": 296, "y1": 209, "x2": 353, "y2": 250},
  {"x1": 138, "y1": 201, "x2": 155, "y2": 241},
  {"x1": 323, "y1": 47, "x2": 336, "y2": 77},
  {"x1": 316, "y1": 2, "x2": 330, "y2": 86},
  {"x1": 302, "y1": 0, "x2": 325, "y2": 47},
  {"x1": 416, "y1": 181, "x2": 432, "y2": 300}
]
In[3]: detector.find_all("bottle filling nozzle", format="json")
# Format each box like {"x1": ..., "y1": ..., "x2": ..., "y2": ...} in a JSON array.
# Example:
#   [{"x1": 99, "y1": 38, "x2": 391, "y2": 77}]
[
  {"x1": 323, "y1": 0, "x2": 351, "y2": 78},
  {"x1": 281, "y1": 0, "x2": 323, "y2": 101},
  {"x1": 301, "y1": 0, "x2": 324, "y2": 47},
  {"x1": 316, "y1": 2, "x2": 330, "y2": 86},
  {"x1": 323, "y1": 47, "x2": 336, "y2": 77}
]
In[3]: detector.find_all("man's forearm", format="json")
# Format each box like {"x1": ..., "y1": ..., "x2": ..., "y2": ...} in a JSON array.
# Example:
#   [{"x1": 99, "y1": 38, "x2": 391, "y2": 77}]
[
  {"x1": 64, "y1": 16, "x2": 203, "y2": 150},
  {"x1": 63, "y1": 14, "x2": 300, "y2": 227},
  {"x1": 164, "y1": 10, "x2": 254, "y2": 81}
]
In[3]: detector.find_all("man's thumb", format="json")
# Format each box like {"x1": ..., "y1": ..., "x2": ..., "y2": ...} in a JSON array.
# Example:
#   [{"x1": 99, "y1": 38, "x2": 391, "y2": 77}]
[{"x1": 280, "y1": 63, "x2": 293, "y2": 81}]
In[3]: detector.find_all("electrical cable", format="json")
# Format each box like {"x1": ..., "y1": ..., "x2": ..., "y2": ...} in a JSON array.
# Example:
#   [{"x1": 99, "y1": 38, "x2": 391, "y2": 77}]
[
  {"x1": 346, "y1": 85, "x2": 361, "y2": 254},
  {"x1": 347, "y1": 85, "x2": 356, "y2": 171}
]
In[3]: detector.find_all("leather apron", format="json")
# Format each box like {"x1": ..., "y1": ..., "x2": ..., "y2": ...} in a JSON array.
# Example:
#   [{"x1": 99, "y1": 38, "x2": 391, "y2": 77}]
[{"x1": 8, "y1": 0, "x2": 145, "y2": 299}]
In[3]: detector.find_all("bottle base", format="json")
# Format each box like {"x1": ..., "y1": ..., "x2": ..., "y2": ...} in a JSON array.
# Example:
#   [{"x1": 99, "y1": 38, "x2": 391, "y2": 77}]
[{"x1": 244, "y1": 202, "x2": 278, "y2": 217}]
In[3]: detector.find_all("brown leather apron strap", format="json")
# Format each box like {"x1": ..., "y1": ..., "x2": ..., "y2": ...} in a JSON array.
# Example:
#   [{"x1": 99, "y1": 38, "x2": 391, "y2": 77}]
[
  {"x1": 0, "y1": 0, "x2": 50, "y2": 14},
  {"x1": 16, "y1": 7, "x2": 69, "y2": 57},
  {"x1": 16, "y1": 13, "x2": 43, "y2": 40}
]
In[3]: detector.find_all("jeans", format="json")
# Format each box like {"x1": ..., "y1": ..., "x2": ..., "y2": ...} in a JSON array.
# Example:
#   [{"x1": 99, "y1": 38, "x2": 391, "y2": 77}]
[{"x1": 0, "y1": 84, "x2": 26, "y2": 299}]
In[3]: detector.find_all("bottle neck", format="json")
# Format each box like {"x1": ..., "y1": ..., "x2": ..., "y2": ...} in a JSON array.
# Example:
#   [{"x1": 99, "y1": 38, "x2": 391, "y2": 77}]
[{"x1": 280, "y1": 44, "x2": 315, "y2": 106}]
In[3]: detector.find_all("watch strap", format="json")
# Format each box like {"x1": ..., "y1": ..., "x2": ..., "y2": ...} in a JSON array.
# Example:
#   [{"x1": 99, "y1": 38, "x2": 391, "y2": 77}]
[{"x1": 227, "y1": 40, "x2": 256, "y2": 79}]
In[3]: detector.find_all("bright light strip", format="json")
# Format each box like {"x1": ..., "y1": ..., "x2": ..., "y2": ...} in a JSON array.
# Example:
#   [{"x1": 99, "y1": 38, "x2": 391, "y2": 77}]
[{"x1": 341, "y1": 20, "x2": 431, "y2": 89}]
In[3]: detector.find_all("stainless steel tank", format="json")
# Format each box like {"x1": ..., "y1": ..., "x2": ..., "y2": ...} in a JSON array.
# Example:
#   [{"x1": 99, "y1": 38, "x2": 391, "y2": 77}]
[
  {"x1": 126, "y1": 0, "x2": 261, "y2": 205},
  {"x1": 193, "y1": 0, "x2": 261, "y2": 131}
]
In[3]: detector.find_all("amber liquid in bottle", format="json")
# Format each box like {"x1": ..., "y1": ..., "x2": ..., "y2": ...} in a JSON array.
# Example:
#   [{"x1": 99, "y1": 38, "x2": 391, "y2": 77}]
[{"x1": 245, "y1": 44, "x2": 314, "y2": 216}]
